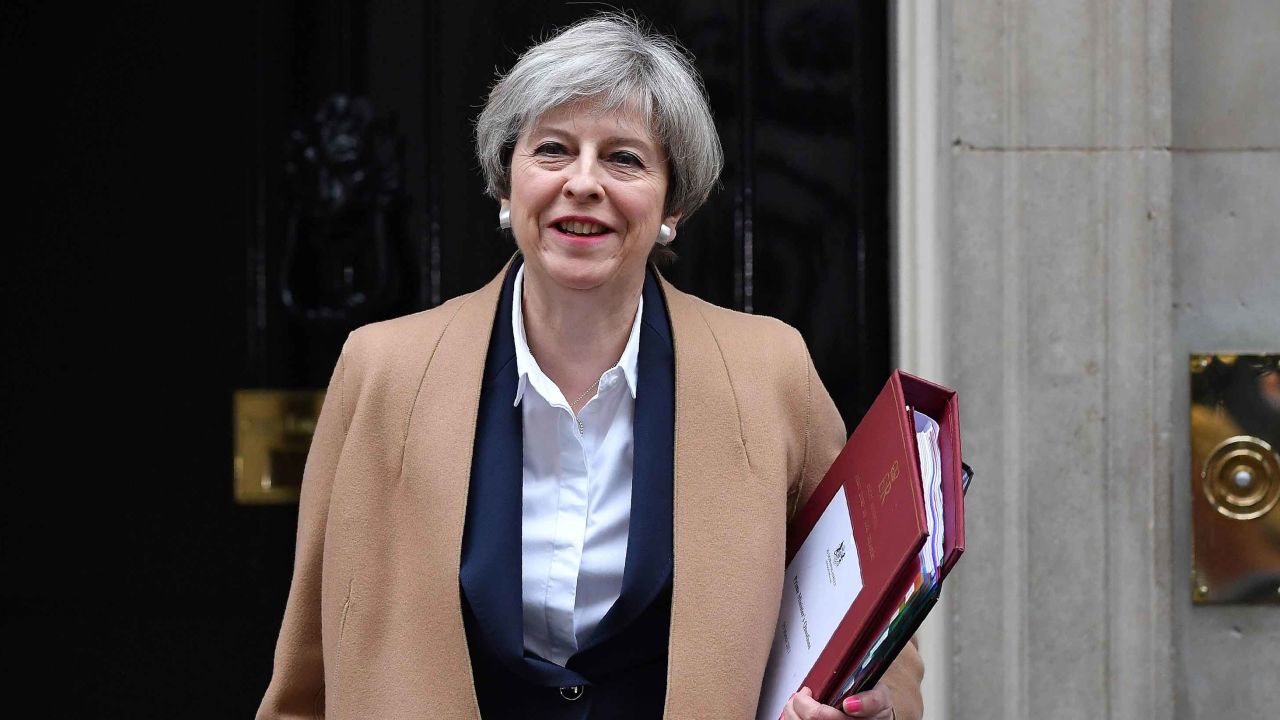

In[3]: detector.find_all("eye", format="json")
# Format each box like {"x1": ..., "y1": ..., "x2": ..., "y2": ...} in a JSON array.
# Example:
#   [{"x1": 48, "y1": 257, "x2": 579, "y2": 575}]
[
  {"x1": 534, "y1": 141, "x2": 566, "y2": 156},
  {"x1": 610, "y1": 151, "x2": 643, "y2": 168}
]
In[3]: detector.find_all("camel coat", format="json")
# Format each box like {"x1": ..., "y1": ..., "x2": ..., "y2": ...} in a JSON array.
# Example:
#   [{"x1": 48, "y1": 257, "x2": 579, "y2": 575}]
[{"x1": 258, "y1": 263, "x2": 924, "y2": 719}]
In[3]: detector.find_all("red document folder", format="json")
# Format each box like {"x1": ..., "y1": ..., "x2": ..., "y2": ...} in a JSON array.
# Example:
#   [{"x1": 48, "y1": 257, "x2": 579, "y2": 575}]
[{"x1": 784, "y1": 370, "x2": 966, "y2": 704}]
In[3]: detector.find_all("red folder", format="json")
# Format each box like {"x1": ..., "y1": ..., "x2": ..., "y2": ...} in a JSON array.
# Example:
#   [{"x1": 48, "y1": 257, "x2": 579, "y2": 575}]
[{"x1": 785, "y1": 370, "x2": 966, "y2": 703}]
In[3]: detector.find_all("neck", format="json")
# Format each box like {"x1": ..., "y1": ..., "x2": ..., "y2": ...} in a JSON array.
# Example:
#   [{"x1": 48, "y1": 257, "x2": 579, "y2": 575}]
[{"x1": 520, "y1": 263, "x2": 644, "y2": 403}]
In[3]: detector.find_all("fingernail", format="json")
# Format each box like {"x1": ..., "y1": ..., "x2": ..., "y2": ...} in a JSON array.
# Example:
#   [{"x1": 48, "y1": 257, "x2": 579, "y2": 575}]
[{"x1": 843, "y1": 696, "x2": 862, "y2": 714}]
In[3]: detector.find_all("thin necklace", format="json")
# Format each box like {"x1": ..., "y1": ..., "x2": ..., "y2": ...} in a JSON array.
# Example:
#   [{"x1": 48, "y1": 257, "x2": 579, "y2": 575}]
[
  {"x1": 570, "y1": 378, "x2": 600, "y2": 408},
  {"x1": 569, "y1": 379, "x2": 599, "y2": 436}
]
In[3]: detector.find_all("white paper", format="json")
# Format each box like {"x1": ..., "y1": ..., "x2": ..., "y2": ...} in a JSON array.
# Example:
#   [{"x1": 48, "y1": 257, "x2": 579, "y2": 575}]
[
  {"x1": 912, "y1": 410, "x2": 944, "y2": 578},
  {"x1": 756, "y1": 486, "x2": 864, "y2": 720}
]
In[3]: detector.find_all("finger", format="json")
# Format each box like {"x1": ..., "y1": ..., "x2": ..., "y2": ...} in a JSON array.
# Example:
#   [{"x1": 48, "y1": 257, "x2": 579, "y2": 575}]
[
  {"x1": 781, "y1": 691, "x2": 799, "y2": 720},
  {"x1": 790, "y1": 687, "x2": 851, "y2": 720},
  {"x1": 840, "y1": 682, "x2": 892, "y2": 717}
]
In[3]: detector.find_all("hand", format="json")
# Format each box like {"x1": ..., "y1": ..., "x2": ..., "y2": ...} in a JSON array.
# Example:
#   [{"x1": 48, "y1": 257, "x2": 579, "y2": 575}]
[{"x1": 781, "y1": 684, "x2": 895, "y2": 720}]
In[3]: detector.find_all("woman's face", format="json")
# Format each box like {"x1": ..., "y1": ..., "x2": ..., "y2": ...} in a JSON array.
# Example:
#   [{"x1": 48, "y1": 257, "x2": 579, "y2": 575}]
[{"x1": 505, "y1": 100, "x2": 678, "y2": 298}]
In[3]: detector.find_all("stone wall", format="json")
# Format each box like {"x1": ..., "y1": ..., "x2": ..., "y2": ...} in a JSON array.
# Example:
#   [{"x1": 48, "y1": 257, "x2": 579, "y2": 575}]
[
  {"x1": 1170, "y1": 0, "x2": 1280, "y2": 716},
  {"x1": 936, "y1": 1, "x2": 1280, "y2": 718},
  {"x1": 940, "y1": 1, "x2": 1175, "y2": 717}
]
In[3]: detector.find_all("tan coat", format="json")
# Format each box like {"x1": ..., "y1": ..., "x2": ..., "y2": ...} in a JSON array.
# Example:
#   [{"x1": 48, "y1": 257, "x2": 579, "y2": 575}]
[{"x1": 258, "y1": 265, "x2": 924, "y2": 719}]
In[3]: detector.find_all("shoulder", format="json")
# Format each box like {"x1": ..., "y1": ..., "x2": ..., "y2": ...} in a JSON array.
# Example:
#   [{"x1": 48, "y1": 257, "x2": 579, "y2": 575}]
[
  {"x1": 662, "y1": 282, "x2": 810, "y2": 381},
  {"x1": 662, "y1": 280, "x2": 815, "y2": 437},
  {"x1": 332, "y1": 287, "x2": 492, "y2": 413},
  {"x1": 662, "y1": 281, "x2": 830, "y2": 486},
  {"x1": 343, "y1": 290, "x2": 479, "y2": 370}
]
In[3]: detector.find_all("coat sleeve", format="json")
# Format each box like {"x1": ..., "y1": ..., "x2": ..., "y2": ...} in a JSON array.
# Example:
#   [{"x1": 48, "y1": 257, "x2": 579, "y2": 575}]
[
  {"x1": 789, "y1": 344, "x2": 925, "y2": 720},
  {"x1": 257, "y1": 346, "x2": 351, "y2": 720}
]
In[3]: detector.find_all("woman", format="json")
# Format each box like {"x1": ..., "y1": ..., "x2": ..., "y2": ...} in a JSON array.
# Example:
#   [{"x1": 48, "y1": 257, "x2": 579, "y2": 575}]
[{"x1": 259, "y1": 14, "x2": 922, "y2": 720}]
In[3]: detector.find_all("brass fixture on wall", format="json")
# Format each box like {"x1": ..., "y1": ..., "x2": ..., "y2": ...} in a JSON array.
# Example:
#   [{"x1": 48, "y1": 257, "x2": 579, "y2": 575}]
[
  {"x1": 1190, "y1": 353, "x2": 1280, "y2": 604},
  {"x1": 233, "y1": 390, "x2": 326, "y2": 504}
]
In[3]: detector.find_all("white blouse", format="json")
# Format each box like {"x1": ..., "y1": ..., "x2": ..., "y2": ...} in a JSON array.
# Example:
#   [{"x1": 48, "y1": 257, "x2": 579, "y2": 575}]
[{"x1": 511, "y1": 265, "x2": 642, "y2": 666}]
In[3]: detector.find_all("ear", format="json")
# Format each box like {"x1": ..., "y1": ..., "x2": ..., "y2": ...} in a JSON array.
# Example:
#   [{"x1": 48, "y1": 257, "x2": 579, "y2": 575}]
[
  {"x1": 500, "y1": 198, "x2": 510, "y2": 211},
  {"x1": 662, "y1": 212, "x2": 682, "y2": 242}
]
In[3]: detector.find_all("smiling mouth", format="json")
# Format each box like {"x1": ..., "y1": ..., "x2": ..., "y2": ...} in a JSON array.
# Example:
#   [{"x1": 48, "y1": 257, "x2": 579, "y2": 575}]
[{"x1": 554, "y1": 220, "x2": 611, "y2": 237}]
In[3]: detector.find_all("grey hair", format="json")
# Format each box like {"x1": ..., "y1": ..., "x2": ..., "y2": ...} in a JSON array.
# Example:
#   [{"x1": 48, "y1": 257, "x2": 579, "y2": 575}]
[{"x1": 474, "y1": 13, "x2": 724, "y2": 221}]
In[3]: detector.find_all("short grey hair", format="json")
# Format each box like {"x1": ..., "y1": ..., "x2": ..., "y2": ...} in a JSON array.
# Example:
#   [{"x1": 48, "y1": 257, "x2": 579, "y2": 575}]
[{"x1": 475, "y1": 13, "x2": 724, "y2": 220}]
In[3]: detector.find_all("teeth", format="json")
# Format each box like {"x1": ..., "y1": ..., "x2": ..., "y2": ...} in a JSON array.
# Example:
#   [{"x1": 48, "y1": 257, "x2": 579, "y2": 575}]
[{"x1": 559, "y1": 221, "x2": 606, "y2": 235}]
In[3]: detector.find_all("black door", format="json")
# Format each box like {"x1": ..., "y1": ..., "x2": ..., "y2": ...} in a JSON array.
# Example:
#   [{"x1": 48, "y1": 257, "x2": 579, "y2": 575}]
[{"x1": 4, "y1": 1, "x2": 888, "y2": 714}]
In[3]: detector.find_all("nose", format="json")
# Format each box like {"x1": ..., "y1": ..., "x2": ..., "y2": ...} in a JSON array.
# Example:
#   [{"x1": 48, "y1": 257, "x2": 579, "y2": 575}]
[{"x1": 562, "y1": 156, "x2": 603, "y2": 202}]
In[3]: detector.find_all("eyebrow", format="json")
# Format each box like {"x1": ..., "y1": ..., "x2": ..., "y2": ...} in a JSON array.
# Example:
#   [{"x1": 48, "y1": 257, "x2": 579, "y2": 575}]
[{"x1": 602, "y1": 136, "x2": 655, "y2": 151}]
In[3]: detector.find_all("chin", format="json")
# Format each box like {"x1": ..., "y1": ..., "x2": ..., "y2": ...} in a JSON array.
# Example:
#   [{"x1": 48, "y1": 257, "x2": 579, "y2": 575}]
[
  {"x1": 540, "y1": 256, "x2": 615, "y2": 292},
  {"x1": 520, "y1": 232, "x2": 644, "y2": 294}
]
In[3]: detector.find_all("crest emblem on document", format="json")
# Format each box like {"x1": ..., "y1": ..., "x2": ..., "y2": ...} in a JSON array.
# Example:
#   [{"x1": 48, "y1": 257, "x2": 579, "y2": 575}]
[
  {"x1": 833, "y1": 541, "x2": 847, "y2": 567},
  {"x1": 878, "y1": 460, "x2": 901, "y2": 504}
]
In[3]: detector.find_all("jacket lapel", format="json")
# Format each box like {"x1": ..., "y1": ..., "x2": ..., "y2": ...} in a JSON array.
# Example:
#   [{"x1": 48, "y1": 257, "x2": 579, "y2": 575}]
[
  {"x1": 394, "y1": 260, "x2": 510, "y2": 714},
  {"x1": 457, "y1": 259, "x2": 587, "y2": 687},
  {"x1": 458, "y1": 259, "x2": 529, "y2": 672},
  {"x1": 658, "y1": 279, "x2": 766, "y2": 717},
  {"x1": 577, "y1": 269, "x2": 675, "y2": 654}
]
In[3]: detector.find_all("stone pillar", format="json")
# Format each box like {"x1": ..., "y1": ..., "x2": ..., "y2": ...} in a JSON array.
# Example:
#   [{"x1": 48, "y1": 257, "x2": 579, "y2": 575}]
[
  {"x1": 1170, "y1": 0, "x2": 1280, "y2": 716},
  {"x1": 939, "y1": 2, "x2": 1175, "y2": 717}
]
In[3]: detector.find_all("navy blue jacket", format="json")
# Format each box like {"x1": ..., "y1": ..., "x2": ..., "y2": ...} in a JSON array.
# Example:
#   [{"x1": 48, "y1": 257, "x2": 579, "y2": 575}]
[{"x1": 460, "y1": 260, "x2": 675, "y2": 719}]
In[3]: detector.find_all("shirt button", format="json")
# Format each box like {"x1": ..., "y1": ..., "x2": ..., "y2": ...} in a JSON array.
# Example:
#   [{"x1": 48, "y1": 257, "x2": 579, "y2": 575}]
[{"x1": 559, "y1": 685, "x2": 585, "y2": 702}]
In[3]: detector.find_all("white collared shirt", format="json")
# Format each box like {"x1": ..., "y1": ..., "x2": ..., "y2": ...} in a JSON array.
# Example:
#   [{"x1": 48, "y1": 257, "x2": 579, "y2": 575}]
[{"x1": 513, "y1": 265, "x2": 642, "y2": 666}]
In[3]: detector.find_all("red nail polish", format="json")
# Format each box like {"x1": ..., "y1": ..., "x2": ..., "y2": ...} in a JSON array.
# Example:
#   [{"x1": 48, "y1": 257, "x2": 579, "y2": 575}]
[{"x1": 843, "y1": 696, "x2": 862, "y2": 714}]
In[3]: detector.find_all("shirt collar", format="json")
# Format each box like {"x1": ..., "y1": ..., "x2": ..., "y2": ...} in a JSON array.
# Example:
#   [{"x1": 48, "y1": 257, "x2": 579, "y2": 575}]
[{"x1": 511, "y1": 264, "x2": 643, "y2": 407}]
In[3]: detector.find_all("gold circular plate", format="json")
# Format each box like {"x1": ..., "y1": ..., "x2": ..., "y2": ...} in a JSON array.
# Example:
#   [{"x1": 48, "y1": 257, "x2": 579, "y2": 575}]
[{"x1": 1201, "y1": 435, "x2": 1280, "y2": 520}]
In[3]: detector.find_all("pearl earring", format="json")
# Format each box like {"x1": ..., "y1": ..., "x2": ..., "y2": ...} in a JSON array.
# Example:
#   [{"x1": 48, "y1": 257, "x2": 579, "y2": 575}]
[
  {"x1": 656, "y1": 223, "x2": 674, "y2": 245},
  {"x1": 498, "y1": 207, "x2": 511, "y2": 229}
]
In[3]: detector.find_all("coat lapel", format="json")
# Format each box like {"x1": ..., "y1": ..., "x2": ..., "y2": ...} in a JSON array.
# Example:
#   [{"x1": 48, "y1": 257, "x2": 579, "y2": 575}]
[
  {"x1": 458, "y1": 259, "x2": 530, "y2": 673},
  {"x1": 577, "y1": 269, "x2": 675, "y2": 654},
  {"x1": 458, "y1": 258, "x2": 587, "y2": 687},
  {"x1": 658, "y1": 279, "x2": 769, "y2": 717},
  {"x1": 393, "y1": 260, "x2": 510, "y2": 716}
]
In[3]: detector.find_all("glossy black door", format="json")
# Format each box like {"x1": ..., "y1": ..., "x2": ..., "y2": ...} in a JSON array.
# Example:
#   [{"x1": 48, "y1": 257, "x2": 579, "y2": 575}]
[
  {"x1": 248, "y1": 0, "x2": 889, "y2": 422},
  {"x1": 4, "y1": 1, "x2": 888, "y2": 715}
]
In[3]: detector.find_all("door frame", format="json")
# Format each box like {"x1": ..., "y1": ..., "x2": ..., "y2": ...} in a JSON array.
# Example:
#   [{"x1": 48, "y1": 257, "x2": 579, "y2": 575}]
[{"x1": 891, "y1": 1, "x2": 949, "y2": 717}]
